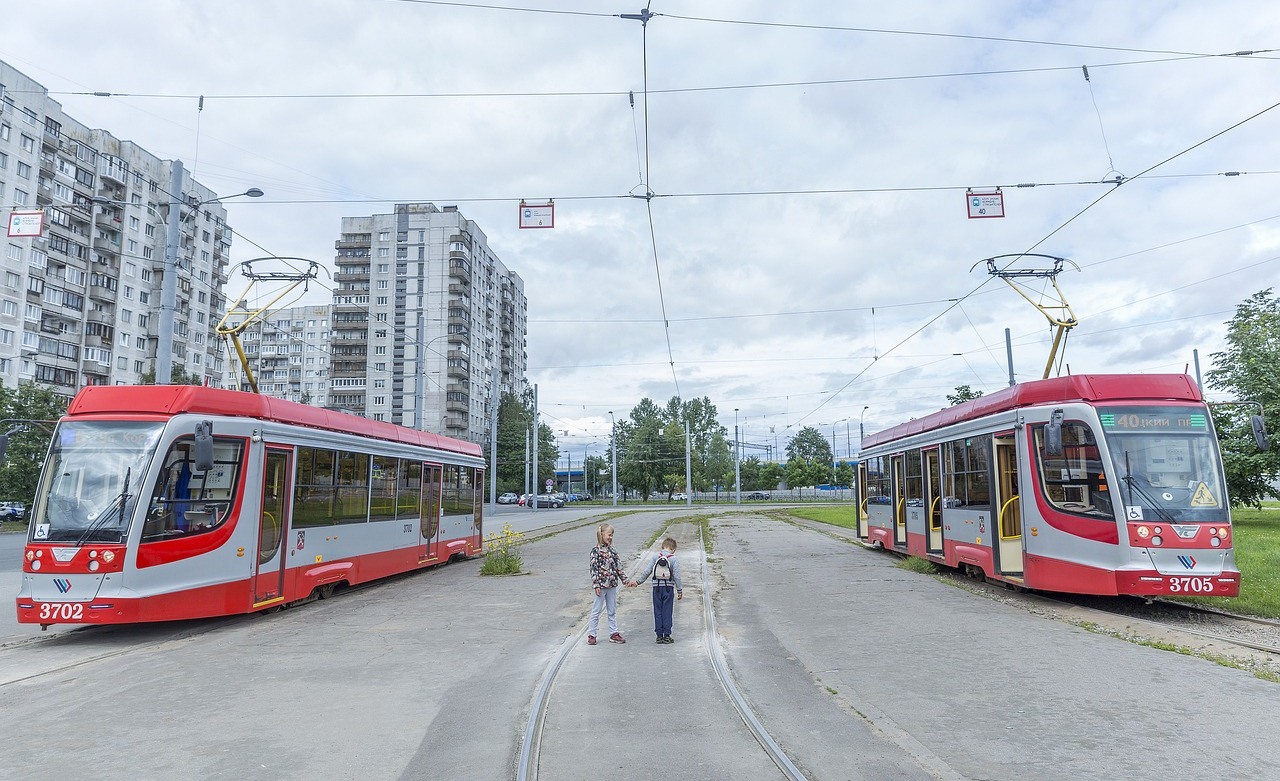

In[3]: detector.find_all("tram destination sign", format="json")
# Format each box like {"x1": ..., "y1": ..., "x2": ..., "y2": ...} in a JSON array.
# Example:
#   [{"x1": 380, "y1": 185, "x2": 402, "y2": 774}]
[{"x1": 1099, "y1": 409, "x2": 1208, "y2": 430}]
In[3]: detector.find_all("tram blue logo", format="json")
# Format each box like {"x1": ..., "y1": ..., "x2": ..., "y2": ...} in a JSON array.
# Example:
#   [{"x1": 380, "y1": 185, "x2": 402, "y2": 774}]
[
  {"x1": 53, "y1": 578, "x2": 72, "y2": 593},
  {"x1": 1177, "y1": 555, "x2": 1197, "y2": 570}
]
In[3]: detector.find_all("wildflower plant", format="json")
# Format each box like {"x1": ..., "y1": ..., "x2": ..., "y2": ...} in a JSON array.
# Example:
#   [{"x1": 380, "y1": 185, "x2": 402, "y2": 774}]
[{"x1": 480, "y1": 522, "x2": 524, "y2": 575}]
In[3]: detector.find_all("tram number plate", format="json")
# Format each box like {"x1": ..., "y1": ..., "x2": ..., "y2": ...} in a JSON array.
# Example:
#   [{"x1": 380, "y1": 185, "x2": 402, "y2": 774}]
[
  {"x1": 37, "y1": 602, "x2": 85, "y2": 621},
  {"x1": 1168, "y1": 577, "x2": 1214, "y2": 594}
]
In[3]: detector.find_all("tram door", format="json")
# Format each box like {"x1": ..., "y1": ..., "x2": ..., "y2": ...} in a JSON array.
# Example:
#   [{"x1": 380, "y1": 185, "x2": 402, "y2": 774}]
[
  {"x1": 925, "y1": 448, "x2": 943, "y2": 555},
  {"x1": 891, "y1": 455, "x2": 907, "y2": 548},
  {"x1": 420, "y1": 463, "x2": 443, "y2": 562},
  {"x1": 254, "y1": 448, "x2": 292, "y2": 606},
  {"x1": 993, "y1": 434, "x2": 1024, "y2": 576}
]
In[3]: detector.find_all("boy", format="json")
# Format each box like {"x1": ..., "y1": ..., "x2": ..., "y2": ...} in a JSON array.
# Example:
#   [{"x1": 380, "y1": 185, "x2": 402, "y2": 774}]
[{"x1": 628, "y1": 537, "x2": 683, "y2": 643}]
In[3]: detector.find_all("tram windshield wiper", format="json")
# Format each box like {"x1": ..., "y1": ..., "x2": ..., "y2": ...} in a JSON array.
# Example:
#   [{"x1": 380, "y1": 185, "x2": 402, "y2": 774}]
[
  {"x1": 1121, "y1": 453, "x2": 1175, "y2": 523},
  {"x1": 73, "y1": 468, "x2": 132, "y2": 547}
]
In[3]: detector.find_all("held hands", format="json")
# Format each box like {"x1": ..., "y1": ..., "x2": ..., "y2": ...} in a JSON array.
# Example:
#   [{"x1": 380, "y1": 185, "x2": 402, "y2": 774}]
[
  {"x1": 677, "y1": 590, "x2": 683, "y2": 600},
  {"x1": 594, "y1": 587, "x2": 602, "y2": 596},
  {"x1": 625, "y1": 580, "x2": 637, "y2": 588}
]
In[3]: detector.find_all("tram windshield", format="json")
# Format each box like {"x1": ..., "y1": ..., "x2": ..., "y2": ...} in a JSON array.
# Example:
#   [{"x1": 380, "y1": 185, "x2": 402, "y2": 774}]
[
  {"x1": 1098, "y1": 405, "x2": 1226, "y2": 522},
  {"x1": 30, "y1": 421, "x2": 164, "y2": 544}
]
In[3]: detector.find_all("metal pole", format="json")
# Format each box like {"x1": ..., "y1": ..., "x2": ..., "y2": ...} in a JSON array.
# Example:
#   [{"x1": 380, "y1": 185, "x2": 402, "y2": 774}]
[
  {"x1": 832, "y1": 423, "x2": 837, "y2": 485},
  {"x1": 1193, "y1": 349, "x2": 1203, "y2": 391},
  {"x1": 1005, "y1": 327, "x2": 1016, "y2": 387},
  {"x1": 734, "y1": 408, "x2": 741, "y2": 505},
  {"x1": 609, "y1": 411, "x2": 618, "y2": 506},
  {"x1": 416, "y1": 312, "x2": 425, "y2": 429},
  {"x1": 684, "y1": 421, "x2": 692, "y2": 506},
  {"x1": 859, "y1": 406, "x2": 869, "y2": 454},
  {"x1": 157, "y1": 160, "x2": 184, "y2": 384},
  {"x1": 488, "y1": 365, "x2": 498, "y2": 508},
  {"x1": 523, "y1": 427, "x2": 530, "y2": 498},
  {"x1": 531, "y1": 384, "x2": 539, "y2": 511}
]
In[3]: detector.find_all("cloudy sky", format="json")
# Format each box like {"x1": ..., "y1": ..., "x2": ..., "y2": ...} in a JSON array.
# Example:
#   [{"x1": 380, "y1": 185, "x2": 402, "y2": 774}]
[{"x1": 7, "y1": 1, "x2": 1279, "y2": 460}]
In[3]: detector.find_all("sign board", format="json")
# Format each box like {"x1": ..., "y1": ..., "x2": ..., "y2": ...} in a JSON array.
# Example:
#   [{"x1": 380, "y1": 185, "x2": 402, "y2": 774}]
[
  {"x1": 966, "y1": 190, "x2": 1004, "y2": 219},
  {"x1": 545, "y1": 478, "x2": 553, "y2": 491},
  {"x1": 519, "y1": 201, "x2": 554, "y2": 229},
  {"x1": 7, "y1": 210, "x2": 44, "y2": 238}
]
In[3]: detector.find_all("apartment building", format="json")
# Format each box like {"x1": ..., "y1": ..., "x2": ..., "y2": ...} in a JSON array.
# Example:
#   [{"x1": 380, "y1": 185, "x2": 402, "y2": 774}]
[
  {"x1": 0, "y1": 60, "x2": 234, "y2": 392},
  {"x1": 220, "y1": 304, "x2": 331, "y2": 405},
  {"x1": 332, "y1": 203, "x2": 527, "y2": 442}
]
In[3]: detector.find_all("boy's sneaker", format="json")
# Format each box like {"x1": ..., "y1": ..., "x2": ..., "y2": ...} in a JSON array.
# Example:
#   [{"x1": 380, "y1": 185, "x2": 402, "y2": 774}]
[
  {"x1": 663, "y1": 635, "x2": 675, "y2": 644},
  {"x1": 587, "y1": 635, "x2": 597, "y2": 645},
  {"x1": 655, "y1": 635, "x2": 664, "y2": 643},
  {"x1": 609, "y1": 632, "x2": 626, "y2": 644}
]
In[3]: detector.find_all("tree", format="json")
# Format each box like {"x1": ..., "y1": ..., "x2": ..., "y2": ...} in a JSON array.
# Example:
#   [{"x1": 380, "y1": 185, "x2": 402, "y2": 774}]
[
  {"x1": 140, "y1": 363, "x2": 205, "y2": 386},
  {"x1": 1205, "y1": 289, "x2": 1280, "y2": 507},
  {"x1": 493, "y1": 389, "x2": 557, "y2": 494},
  {"x1": 0, "y1": 382, "x2": 71, "y2": 505},
  {"x1": 947, "y1": 385, "x2": 984, "y2": 406},
  {"x1": 785, "y1": 426, "x2": 833, "y2": 488}
]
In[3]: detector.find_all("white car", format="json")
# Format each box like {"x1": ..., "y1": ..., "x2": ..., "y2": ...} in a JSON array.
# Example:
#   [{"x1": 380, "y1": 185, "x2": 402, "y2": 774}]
[
  {"x1": 670, "y1": 493, "x2": 688, "y2": 501},
  {"x1": 497, "y1": 492, "x2": 518, "y2": 504}
]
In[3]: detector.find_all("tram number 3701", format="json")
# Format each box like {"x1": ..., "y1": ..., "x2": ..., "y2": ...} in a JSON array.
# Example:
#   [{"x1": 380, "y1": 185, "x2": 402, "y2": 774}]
[
  {"x1": 1168, "y1": 577, "x2": 1214, "y2": 594},
  {"x1": 37, "y1": 602, "x2": 85, "y2": 621}
]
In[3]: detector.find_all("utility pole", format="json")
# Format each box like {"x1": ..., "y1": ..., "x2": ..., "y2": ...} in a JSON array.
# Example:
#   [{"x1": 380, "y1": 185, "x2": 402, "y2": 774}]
[
  {"x1": 523, "y1": 427, "x2": 530, "y2": 498},
  {"x1": 609, "y1": 411, "x2": 618, "y2": 506},
  {"x1": 531, "y1": 384, "x2": 539, "y2": 510},
  {"x1": 684, "y1": 421, "x2": 692, "y2": 506},
  {"x1": 157, "y1": 160, "x2": 184, "y2": 384},
  {"x1": 488, "y1": 364, "x2": 498, "y2": 509},
  {"x1": 734, "y1": 408, "x2": 741, "y2": 505}
]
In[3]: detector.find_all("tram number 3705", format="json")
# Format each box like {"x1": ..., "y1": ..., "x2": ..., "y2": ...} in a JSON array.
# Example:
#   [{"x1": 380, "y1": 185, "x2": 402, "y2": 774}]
[
  {"x1": 1168, "y1": 577, "x2": 1214, "y2": 594},
  {"x1": 37, "y1": 602, "x2": 85, "y2": 621}
]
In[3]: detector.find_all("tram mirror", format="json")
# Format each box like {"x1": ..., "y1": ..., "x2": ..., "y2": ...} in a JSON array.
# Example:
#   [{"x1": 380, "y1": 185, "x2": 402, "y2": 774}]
[
  {"x1": 1045, "y1": 410, "x2": 1064, "y2": 457},
  {"x1": 0, "y1": 426, "x2": 21, "y2": 464},
  {"x1": 194, "y1": 421, "x2": 214, "y2": 472},
  {"x1": 1251, "y1": 415, "x2": 1270, "y2": 451}
]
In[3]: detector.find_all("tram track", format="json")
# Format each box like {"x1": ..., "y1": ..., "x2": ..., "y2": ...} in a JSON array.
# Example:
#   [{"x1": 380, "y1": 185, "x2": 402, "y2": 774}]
[{"x1": 516, "y1": 523, "x2": 807, "y2": 781}]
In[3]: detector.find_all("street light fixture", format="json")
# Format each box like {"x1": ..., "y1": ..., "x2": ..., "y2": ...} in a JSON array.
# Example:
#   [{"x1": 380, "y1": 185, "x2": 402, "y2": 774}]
[{"x1": 859, "y1": 406, "x2": 870, "y2": 453}]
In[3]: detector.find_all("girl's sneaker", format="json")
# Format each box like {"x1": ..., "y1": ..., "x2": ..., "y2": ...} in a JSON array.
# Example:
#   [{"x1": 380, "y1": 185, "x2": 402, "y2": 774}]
[
  {"x1": 587, "y1": 635, "x2": 597, "y2": 645},
  {"x1": 609, "y1": 632, "x2": 626, "y2": 644}
]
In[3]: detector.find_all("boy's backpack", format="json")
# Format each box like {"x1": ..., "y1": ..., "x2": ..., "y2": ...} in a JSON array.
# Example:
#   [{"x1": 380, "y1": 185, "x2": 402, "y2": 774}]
[{"x1": 653, "y1": 553, "x2": 673, "y2": 582}]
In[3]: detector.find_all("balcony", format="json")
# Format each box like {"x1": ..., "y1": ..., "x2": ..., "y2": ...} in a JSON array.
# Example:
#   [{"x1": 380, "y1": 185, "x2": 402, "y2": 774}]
[
  {"x1": 448, "y1": 258, "x2": 470, "y2": 283},
  {"x1": 446, "y1": 398, "x2": 469, "y2": 413},
  {"x1": 444, "y1": 417, "x2": 467, "y2": 431}
]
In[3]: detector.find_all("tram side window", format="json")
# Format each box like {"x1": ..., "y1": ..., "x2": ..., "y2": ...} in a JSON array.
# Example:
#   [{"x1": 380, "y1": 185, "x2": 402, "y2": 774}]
[
  {"x1": 1034, "y1": 423, "x2": 1112, "y2": 517},
  {"x1": 397, "y1": 461, "x2": 422, "y2": 521},
  {"x1": 864, "y1": 457, "x2": 890, "y2": 504},
  {"x1": 904, "y1": 450, "x2": 924, "y2": 507},
  {"x1": 335, "y1": 451, "x2": 370, "y2": 524},
  {"x1": 442, "y1": 465, "x2": 475, "y2": 516},
  {"x1": 142, "y1": 437, "x2": 245, "y2": 541},
  {"x1": 943, "y1": 436, "x2": 991, "y2": 509},
  {"x1": 370, "y1": 454, "x2": 399, "y2": 522},
  {"x1": 294, "y1": 446, "x2": 336, "y2": 528}
]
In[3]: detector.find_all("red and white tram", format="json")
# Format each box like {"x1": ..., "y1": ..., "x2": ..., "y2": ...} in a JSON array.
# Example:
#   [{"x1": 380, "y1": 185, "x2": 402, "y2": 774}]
[
  {"x1": 856, "y1": 374, "x2": 1240, "y2": 597},
  {"x1": 16, "y1": 385, "x2": 486, "y2": 627}
]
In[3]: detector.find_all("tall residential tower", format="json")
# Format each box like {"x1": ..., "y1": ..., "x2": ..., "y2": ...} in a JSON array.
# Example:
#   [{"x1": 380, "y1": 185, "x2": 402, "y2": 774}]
[{"x1": 331, "y1": 203, "x2": 527, "y2": 442}]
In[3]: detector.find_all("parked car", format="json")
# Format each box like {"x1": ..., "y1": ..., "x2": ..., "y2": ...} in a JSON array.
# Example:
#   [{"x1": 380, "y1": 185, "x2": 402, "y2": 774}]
[
  {"x1": 527, "y1": 493, "x2": 564, "y2": 508},
  {"x1": 0, "y1": 501, "x2": 25, "y2": 520},
  {"x1": 746, "y1": 491, "x2": 771, "y2": 500},
  {"x1": 671, "y1": 492, "x2": 688, "y2": 501},
  {"x1": 497, "y1": 492, "x2": 518, "y2": 504}
]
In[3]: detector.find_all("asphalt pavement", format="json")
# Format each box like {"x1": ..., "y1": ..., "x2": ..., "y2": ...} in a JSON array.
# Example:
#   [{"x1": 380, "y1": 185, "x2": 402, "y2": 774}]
[{"x1": 3, "y1": 507, "x2": 1278, "y2": 780}]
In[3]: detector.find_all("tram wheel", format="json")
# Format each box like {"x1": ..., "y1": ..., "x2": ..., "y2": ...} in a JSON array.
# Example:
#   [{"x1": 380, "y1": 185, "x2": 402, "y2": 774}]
[{"x1": 317, "y1": 583, "x2": 335, "y2": 600}]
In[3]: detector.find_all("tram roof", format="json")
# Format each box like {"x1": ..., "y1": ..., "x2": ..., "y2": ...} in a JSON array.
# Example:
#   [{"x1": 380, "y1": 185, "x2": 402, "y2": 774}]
[
  {"x1": 65, "y1": 385, "x2": 485, "y2": 458},
  {"x1": 861, "y1": 374, "x2": 1202, "y2": 450}
]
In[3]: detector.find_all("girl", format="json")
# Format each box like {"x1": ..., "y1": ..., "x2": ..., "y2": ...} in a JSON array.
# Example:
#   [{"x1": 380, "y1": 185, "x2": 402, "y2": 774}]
[{"x1": 586, "y1": 523, "x2": 627, "y2": 645}]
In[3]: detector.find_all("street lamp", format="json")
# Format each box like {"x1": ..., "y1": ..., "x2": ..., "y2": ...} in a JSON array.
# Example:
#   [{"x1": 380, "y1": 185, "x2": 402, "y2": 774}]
[
  {"x1": 608, "y1": 411, "x2": 618, "y2": 506},
  {"x1": 158, "y1": 164, "x2": 264, "y2": 384},
  {"x1": 859, "y1": 406, "x2": 870, "y2": 452},
  {"x1": 734, "y1": 408, "x2": 741, "y2": 505}
]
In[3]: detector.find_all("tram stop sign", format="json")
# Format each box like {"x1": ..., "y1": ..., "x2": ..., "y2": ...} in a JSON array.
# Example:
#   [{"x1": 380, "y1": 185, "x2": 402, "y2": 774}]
[{"x1": 545, "y1": 478, "x2": 553, "y2": 492}]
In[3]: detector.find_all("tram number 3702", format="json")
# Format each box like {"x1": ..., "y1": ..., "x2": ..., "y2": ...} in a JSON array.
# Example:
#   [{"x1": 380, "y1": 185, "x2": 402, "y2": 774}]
[
  {"x1": 37, "y1": 602, "x2": 85, "y2": 621},
  {"x1": 1168, "y1": 577, "x2": 1214, "y2": 594}
]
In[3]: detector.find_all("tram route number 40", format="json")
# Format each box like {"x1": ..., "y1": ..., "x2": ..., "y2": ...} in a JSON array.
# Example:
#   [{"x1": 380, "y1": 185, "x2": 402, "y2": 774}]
[
  {"x1": 1168, "y1": 577, "x2": 1214, "y2": 594},
  {"x1": 37, "y1": 602, "x2": 85, "y2": 621}
]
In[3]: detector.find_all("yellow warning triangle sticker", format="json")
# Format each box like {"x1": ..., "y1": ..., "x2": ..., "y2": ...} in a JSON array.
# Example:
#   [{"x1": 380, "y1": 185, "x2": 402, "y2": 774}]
[{"x1": 1190, "y1": 482, "x2": 1218, "y2": 507}]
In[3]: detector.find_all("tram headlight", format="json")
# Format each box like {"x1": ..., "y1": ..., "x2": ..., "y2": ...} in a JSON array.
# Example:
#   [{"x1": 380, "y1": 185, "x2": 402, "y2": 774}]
[
  {"x1": 24, "y1": 550, "x2": 34, "y2": 562},
  {"x1": 30, "y1": 559, "x2": 40, "y2": 570},
  {"x1": 88, "y1": 560, "x2": 100, "y2": 572},
  {"x1": 1210, "y1": 536, "x2": 1221, "y2": 547},
  {"x1": 101, "y1": 550, "x2": 116, "y2": 564},
  {"x1": 1136, "y1": 526, "x2": 1150, "y2": 539},
  {"x1": 1151, "y1": 535, "x2": 1163, "y2": 546}
]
